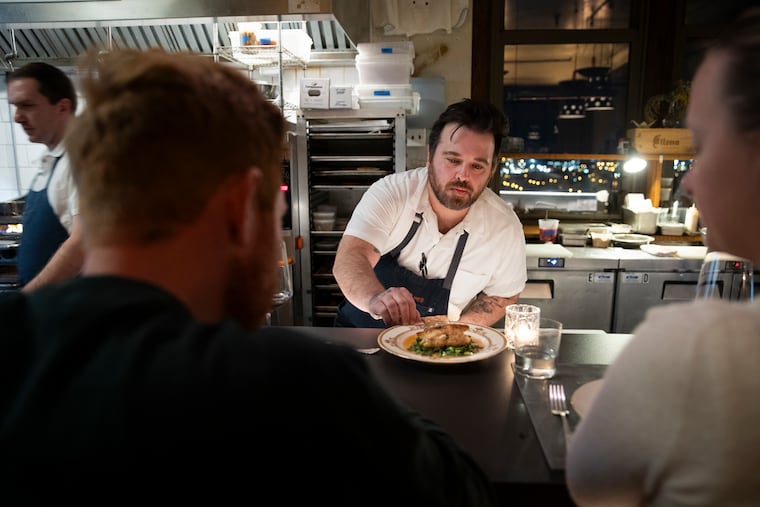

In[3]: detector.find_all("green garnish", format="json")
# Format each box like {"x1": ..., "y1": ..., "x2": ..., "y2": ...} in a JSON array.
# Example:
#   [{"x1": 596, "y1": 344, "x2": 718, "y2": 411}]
[{"x1": 409, "y1": 336, "x2": 481, "y2": 357}]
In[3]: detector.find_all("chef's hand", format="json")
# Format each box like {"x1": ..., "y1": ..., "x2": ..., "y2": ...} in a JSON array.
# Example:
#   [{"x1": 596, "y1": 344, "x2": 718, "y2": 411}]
[{"x1": 368, "y1": 287, "x2": 422, "y2": 326}]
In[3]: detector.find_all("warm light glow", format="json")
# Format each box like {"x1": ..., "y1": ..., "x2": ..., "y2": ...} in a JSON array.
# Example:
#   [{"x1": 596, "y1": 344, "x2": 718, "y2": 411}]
[
  {"x1": 516, "y1": 323, "x2": 538, "y2": 343},
  {"x1": 623, "y1": 156, "x2": 648, "y2": 173}
]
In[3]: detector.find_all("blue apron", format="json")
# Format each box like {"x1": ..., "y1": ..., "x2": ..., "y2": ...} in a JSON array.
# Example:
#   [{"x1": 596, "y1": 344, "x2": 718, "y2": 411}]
[
  {"x1": 18, "y1": 156, "x2": 70, "y2": 285},
  {"x1": 335, "y1": 212, "x2": 469, "y2": 328}
]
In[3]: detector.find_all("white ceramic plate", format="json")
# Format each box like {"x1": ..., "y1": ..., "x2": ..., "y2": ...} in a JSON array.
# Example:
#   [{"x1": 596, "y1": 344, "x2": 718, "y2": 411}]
[
  {"x1": 570, "y1": 379, "x2": 605, "y2": 418},
  {"x1": 611, "y1": 233, "x2": 655, "y2": 249},
  {"x1": 377, "y1": 323, "x2": 508, "y2": 364}
]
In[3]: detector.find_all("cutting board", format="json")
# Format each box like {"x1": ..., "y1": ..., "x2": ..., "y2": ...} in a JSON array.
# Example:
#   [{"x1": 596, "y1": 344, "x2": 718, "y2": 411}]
[{"x1": 525, "y1": 243, "x2": 574, "y2": 258}]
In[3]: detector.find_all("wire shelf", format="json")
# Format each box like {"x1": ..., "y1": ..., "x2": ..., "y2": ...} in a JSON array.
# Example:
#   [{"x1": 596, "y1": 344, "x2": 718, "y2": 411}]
[{"x1": 216, "y1": 45, "x2": 307, "y2": 69}]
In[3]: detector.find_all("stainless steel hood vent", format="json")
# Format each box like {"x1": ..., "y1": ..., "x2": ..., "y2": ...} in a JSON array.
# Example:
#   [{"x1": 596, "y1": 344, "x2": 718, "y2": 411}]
[{"x1": 0, "y1": 0, "x2": 366, "y2": 69}]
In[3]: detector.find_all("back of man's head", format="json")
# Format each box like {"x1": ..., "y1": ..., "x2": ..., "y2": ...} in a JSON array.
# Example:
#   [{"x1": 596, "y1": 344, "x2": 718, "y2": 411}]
[
  {"x1": 6, "y1": 62, "x2": 78, "y2": 112},
  {"x1": 65, "y1": 48, "x2": 286, "y2": 245}
]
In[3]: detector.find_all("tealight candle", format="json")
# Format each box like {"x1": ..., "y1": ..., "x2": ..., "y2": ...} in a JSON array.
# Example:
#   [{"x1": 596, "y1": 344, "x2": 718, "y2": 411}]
[{"x1": 504, "y1": 304, "x2": 541, "y2": 349}]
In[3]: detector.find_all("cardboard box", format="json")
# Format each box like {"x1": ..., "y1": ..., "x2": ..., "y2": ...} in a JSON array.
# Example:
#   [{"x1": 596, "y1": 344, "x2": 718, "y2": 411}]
[
  {"x1": 329, "y1": 86, "x2": 353, "y2": 109},
  {"x1": 300, "y1": 78, "x2": 330, "y2": 109}
]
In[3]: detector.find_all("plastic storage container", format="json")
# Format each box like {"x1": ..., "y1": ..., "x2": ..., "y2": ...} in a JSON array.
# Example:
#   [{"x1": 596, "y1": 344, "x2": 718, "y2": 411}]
[
  {"x1": 358, "y1": 92, "x2": 420, "y2": 114},
  {"x1": 232, "y1": 24, "x2": 313, "y2": 64},
  {"x1": 313, "y1": 217, "x2": 336, "y2": 231},
  {"x1": 355, "y1": 54, "x2": 414, "y2": 85},
  {"x1": 356, "y1": 41, "x2": 415, "y2": 57},
  {"x1": 355, "y1": 84, "x2": 412, "y2": 98},
  {"x1": 256, "y1": 29, "x2": 313, "y2": 62}
]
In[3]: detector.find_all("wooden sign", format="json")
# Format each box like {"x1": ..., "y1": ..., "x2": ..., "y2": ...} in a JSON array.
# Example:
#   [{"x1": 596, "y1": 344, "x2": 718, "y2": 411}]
[{"x1": 627, "y1": 128, "x2": 694, "y2": 156}]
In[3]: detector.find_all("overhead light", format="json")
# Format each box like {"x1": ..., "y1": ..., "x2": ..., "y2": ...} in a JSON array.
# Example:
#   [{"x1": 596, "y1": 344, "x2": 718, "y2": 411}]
[
  {"x1": 558, "y1": 99, "x2": 586, "y2": 119},
  {"x1": 577, "y1": 63, "x2": 615, "y2": 111},
  {"x1": 623, "y1": 154, "x2": 648, "y2": 173},
  {"x1": 585, "y1": 95, "x2": 614, "y2": 111},
  {"x1": 578, "y1": 66, "x2": 611, "y2": 86}
]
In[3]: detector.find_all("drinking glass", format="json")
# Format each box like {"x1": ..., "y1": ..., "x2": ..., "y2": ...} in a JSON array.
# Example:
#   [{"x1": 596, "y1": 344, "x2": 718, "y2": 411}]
[
  {"x1": 695, "y1": 250, "x2": 754, "y2": 301},
  {"x1": 266, "y1": 240, "x2": 293, "y2": 325},
  {"x1": 504, "y1": 303, "x2": 541, "y2": 350},
  {"x1": 538, "y1": 219, "x2": 559, "y2": 243},
  {"x1": 513, "y1": 318, "x2": 563, "y2": 379}
]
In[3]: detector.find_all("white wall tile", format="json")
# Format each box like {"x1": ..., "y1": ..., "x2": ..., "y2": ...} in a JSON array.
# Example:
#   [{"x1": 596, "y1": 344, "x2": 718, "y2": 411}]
[
  {"x1": 0, "y1": 190, "x2": 21, "y2": 201},
  {"x1": 0, "y1": 165, "x2": 21, "y2": 200},
  {"x1": 21, "y1": 144, "x2": 45, "y2": 169},
  {"x1": 0, "y1": 127, "x2": 12, "y2": 144},
  {"x1": 0, "y1": 99, "x2": 9, "y2": 122},
  {"x1": 0, "y1": 145, "x2": 15, "y2": 168}
]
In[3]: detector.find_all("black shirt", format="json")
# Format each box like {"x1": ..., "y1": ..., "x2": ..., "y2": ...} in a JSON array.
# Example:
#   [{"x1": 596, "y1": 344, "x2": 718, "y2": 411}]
[{"x1": 0, "y1": 276, "x2": 494, "y2": 505}]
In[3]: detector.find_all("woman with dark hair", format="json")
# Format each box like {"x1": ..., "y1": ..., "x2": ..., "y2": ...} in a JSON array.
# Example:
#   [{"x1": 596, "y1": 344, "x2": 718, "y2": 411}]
[{"x1": 567, "y1": 8, "x2": 760, "y2": 506}]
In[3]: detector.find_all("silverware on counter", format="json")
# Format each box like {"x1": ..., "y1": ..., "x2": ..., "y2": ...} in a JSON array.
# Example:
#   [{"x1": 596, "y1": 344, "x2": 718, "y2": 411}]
[
  {"x1": 549, "y1": 383, "x2": 572, "y2": 452},
  {"x1": 356, "y1": 347, "x2": 380, "y2": 355}
]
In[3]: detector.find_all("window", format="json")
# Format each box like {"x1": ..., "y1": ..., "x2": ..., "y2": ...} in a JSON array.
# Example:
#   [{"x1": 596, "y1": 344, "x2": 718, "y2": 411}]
[{"x1": 504, "y1": 0, "x2": 631, "y2": 30}]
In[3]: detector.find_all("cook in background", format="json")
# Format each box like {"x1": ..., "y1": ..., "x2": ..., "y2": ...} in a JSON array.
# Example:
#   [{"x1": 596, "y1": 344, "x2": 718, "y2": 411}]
[
  {"x1": 566, "y1": 8, "x2": 760, "y2": 506},
  {"x1": 333, "y1": 98, "x2": 526, "y2": 328},
  {"x1": 0, "y1": 48, "x2": 496, "y2": 506},
  {"x1": 6, "y1": 62, "x2": 83, "y2": 291}
]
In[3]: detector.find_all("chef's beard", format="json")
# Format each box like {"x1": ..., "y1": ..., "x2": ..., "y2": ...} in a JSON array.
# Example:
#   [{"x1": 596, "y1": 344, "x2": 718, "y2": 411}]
[{"x1": 428, "y1": 164, "x2": 487, "y2": 211}]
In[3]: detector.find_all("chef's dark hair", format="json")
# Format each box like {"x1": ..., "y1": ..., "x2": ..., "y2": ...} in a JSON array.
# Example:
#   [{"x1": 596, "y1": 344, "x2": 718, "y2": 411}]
[
  {"x1": 711, "y1": 7, "x2": 760, "y2": 132},
  {"x1": 428, "y1": 98, "x2": 508, "y2": 169},
  {"x1": 6, "y1": 62, "x2": 77, "y2": 112}
]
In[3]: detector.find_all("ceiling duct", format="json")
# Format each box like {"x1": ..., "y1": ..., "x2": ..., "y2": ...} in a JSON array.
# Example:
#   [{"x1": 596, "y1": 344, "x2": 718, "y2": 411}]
[{"x1": 0, "y1": 0, "x2": 369, "y2": 69}]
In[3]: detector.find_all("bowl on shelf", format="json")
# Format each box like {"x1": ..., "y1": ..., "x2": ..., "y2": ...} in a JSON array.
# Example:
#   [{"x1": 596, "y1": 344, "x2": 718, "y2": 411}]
[
  {"x1": 611, "y1": 233, "x2": 655, "y2": 249},
  {"x1": 312, "y1": 210, "x2": 336, "y2": 220},
  {"x1": 313, "y1": 217, "x2": 336, "y2": 231},
  {"x1": 316, "y1": 204, "x2": 338, "y2": 213},
  {"x1": 314, "y1": 239, "x2": 339, "y2": 250}
]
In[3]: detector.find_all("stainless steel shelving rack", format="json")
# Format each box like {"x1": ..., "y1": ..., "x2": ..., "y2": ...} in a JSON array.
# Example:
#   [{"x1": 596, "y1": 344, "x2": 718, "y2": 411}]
[{"x1": 295, "y1": 108, "x2": 406, "y2": 326}]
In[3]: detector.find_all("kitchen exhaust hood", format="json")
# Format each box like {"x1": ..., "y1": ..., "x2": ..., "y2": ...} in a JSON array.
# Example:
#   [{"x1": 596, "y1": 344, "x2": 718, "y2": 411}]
[{"x1": 0, "y1": 0, "x2": 369, "y2": 69}]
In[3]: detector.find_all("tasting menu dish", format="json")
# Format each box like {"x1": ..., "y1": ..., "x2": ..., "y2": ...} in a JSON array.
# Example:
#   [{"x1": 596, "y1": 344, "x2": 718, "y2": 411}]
[{"x1": 378, "y1": 322, "x2": 508, "y2": 364}]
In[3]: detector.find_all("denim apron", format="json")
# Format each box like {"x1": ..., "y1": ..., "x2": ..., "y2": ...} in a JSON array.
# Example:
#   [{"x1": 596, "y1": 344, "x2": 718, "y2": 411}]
[
  {"x1": 335, "y1": 212, "x2": 469, "y2": 328},
  {"x1": 18, "y1": 156, "x2": 69, "y2": 285}
]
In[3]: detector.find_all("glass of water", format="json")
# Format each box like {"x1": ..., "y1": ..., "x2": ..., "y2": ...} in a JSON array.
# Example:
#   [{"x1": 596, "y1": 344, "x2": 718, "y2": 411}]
[
  {"x1": 513, "y1": 318, "x2": 563, "y2": 379},
  {"x1": 266, "y1": 240, "x2": 293, "y2": 326}
]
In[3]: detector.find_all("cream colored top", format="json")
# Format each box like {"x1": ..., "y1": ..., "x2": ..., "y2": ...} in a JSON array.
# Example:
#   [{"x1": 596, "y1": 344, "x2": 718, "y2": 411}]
[{"x1": 567, "y1": 298, "x2": 760, "y2": 507}]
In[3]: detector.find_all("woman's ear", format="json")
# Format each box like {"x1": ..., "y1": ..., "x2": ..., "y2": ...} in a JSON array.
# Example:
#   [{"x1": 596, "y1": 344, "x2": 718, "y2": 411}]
[{"x1": 226, "y1": 167, "x2": 262, "y2": 247}]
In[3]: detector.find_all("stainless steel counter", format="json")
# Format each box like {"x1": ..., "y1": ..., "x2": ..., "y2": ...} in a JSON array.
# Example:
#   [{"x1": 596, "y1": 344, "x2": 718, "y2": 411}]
[{"x1": 521, "y1": 245, "x2": 711, "y2": 333}]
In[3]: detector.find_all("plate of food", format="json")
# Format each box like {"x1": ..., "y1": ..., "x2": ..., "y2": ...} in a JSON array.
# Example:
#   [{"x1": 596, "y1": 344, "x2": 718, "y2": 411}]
[{"x1": 377, "y1": 322, "x2": 508, "y2": 364}]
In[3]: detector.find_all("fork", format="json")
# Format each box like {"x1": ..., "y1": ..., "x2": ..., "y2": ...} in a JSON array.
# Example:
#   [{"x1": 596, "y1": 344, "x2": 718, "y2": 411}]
[{"x1": 548, "y1": 383, "x2": 572, "y2": 452}]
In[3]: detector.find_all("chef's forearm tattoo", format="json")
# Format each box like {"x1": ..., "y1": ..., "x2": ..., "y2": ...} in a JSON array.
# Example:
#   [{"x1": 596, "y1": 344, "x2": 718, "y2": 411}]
[{"x1": 468, "y1": 294, "x2": 504, "y2": 316}]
